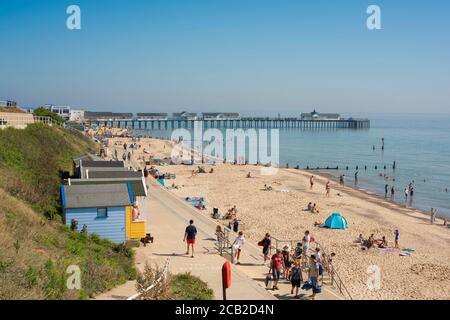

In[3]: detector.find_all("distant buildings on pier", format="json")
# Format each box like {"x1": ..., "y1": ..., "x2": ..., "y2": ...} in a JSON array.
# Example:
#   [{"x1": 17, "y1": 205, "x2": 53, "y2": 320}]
[{"x1": 301, "y1": 109, "x2": 341, "y2": 121}]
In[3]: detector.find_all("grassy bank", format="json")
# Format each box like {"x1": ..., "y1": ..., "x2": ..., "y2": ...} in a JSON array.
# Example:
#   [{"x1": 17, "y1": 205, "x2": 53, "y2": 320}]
[
  {"x1": 0, "y1": 124, "x2": 95, "y2": 219},
  {"x1": 0, "y1": 124, "x2": 136, "y2": 299}
]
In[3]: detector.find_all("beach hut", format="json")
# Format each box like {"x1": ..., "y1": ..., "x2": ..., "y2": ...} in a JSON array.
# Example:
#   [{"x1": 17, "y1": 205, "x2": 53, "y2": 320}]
[
  {"x1": 61, "y1": 183, "x2": 146, "y2": 243},
  {"x1": 322, "y1": 212, "x2": 348, "y2": 229}
]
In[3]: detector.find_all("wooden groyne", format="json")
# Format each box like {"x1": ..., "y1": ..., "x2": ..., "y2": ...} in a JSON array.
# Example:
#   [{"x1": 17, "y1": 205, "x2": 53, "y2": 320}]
[{"x1": 85, "y1": 118, "x2": 370, "y2": 130}]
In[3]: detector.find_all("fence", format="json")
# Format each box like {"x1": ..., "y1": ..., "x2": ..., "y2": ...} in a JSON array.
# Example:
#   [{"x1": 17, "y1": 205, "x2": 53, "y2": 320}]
[{"x1": 127, "y1": 259, "x2": 170, "y2": 300}]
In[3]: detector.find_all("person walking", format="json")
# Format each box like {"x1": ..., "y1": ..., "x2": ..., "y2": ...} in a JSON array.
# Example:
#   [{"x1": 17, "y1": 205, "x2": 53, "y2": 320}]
[
  {"x1": 325, "y1": 181, "x2": 331, "y2": 197},
  {"x1": 270, "y1": 249, "x2": 285, "y2": 291},
  {"x1": 404, "y1": 188, "x2": 409, "y2": 202},
  {"x1": 302, "y1": 231, "x2": 311, "y2": 267},
  {"x1": 430, "y1": 208, "x2": 437, "y2": 224},
  {"x1": 308, "y1": 254, "x2": 321, "y2": 300},
  {"x1": 232, "y1": 231, "x2": 245, "y2": 265},
  {"x1": 290, "y1": 259, "x2": 303, "y2": 299},
  {"x1": 390, "y1": 186, "x2": 395, "y2": 200},
  {"x1": 260, "y1": 233, "x2": 272, "y2": 263},
  {"x1": 385, "y1": 184, "x2": 389, "y2": 198},
  {"x1": 183, "y1": 219, "x2": 197, "y2": 258},
  {"x1": 310, "y1": 175, "x2": 314, "y2": 190}
]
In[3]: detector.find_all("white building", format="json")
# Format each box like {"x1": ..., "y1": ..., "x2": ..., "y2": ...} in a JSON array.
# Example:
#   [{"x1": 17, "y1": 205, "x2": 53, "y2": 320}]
[
  {"x1": 172, "y1": 111, "x2": 198, "y2": 120},
  {"x1": 301, "y1": 110, "x2": 341, "y2": 121},
  {"x1": 44, "y1": 104, "x2": 71, "y2": 120}
]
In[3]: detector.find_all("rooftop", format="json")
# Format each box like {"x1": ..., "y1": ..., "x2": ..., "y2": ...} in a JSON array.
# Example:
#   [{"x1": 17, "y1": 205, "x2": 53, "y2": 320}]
[{"x1": 62, "y1": 183, "x2": 132, "y2": 209}]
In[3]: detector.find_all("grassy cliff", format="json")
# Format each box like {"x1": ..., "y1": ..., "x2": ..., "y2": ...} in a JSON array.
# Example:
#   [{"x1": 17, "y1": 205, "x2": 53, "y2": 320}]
[{"x1": 0, "y1": 124, "x2": 136, "y2": 299}]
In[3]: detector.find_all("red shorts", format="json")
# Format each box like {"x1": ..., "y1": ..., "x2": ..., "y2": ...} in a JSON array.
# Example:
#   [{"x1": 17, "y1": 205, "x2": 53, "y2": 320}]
[{"x1": 186, "y1": 239, "x2": 196, "y2": 245}]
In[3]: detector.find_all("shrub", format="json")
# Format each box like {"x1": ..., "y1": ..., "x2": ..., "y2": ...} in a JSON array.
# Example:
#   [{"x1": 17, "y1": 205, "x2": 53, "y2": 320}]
[{"x1": 33, "y1": 107, "x2": 64, "y2": 124}]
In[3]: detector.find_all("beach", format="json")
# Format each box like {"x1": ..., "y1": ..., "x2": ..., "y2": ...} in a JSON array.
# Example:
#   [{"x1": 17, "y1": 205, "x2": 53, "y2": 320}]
[{"x1": 101, "y1": 133, "x2": 450, "y2": 300}]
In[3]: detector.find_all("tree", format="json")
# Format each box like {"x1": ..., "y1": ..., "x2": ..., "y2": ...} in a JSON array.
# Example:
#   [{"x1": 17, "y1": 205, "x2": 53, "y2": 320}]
[{"x1": 33, "y1": 107, "x2": 64, "y2": 124}]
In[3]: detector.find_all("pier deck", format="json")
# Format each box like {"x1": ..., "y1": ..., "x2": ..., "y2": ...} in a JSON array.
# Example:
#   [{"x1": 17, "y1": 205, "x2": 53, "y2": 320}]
[{"x1": 86, "y1": 118, "x2": 370, "y2": 130}]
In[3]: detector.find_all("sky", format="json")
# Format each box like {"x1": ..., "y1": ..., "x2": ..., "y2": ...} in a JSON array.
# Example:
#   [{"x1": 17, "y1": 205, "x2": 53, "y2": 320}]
[{"x1": 0, "y1": 0, "x2": 449, "y2": 116}]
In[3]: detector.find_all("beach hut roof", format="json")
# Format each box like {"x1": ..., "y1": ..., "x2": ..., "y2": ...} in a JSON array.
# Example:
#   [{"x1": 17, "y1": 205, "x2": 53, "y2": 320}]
[
  {"x1": 81, "y1": 160, "x2": 124, "y2": 168},
  {"x1": 69, "y1": 177, "x2": 147, "y2": 197},
  {"x1": 61, "y1": 183, "x2": 133, "y2": 209},
  {"x1": 87, "y1": 170, "x2": 143, "y2": 179},
  {"x1": 322, "y1": 212, "x2": 348, "y2": 229}
]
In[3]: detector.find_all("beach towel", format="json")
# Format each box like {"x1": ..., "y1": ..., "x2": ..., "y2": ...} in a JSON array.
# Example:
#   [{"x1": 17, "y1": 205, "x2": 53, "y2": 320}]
[
  {"x1": 403, "y1": 248, "x2": 415, "y2": 252},
  {"x1": 399, "y1": 253, "x2": 411, "y2": 257}
]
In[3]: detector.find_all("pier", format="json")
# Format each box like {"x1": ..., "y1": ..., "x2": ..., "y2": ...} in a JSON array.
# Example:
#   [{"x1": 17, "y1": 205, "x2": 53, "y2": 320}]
[{"x1": 85, "y1": 117, "x2": 370, "y2": 130}]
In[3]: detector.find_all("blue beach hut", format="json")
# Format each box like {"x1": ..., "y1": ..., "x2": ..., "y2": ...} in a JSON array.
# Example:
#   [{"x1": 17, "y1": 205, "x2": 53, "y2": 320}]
[
  {"x1": 61, "y1": 183, "x2": 134, "y2": 243},
  {"x1": 321, "y1": 212, "x2": 348, "y2": 229}
]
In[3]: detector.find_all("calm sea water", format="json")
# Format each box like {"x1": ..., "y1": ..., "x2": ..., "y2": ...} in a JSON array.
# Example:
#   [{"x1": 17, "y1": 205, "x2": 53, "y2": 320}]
[{"x1": 132, "y1": 113, "x2": 450, "y2": 218}]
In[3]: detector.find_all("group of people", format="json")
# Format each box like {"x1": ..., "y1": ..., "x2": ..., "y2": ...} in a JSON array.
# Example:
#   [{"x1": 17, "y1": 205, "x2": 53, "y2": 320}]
[
  {"x1": 257, "y1": 231, "x2": 333, "y2": 299},
  {"x1": 404, "y1": 182, "x2": 415, "y2": 203},
  {"x1": 306, "y1": 202, "x2": 320, "y2": 214},
  {"x1": 310, "y1": 175, "x2": 331, "y2": 197},
  {"x1": 358, "y1": 231, "x2": 398, "y2": 250}
]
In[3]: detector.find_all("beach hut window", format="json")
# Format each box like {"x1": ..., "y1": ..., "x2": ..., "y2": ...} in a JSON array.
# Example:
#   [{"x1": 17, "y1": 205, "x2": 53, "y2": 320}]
[{"x1": 97, "y1": 208, "x2": 108, "y2": 218}]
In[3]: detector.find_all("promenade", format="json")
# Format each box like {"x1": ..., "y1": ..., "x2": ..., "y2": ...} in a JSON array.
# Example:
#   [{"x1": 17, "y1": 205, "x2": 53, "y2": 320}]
[{"x1": 96, "y1": 173, "x2": 343, "y2": 300}]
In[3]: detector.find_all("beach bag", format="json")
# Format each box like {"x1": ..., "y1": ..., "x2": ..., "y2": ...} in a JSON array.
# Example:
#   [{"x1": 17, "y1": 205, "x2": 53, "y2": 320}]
[
  {"x1": 313, "y1": 284, "x2": 322, "y2": 294},
  {"x1": 264, "y1": 274, "x2": 272, "y2": 288},
  {"x1": 301, "y1": 280, "x2": 313, "y2": 291},
  {"x1": 258, "y1": 240, "x2": 264, "y2": 247}
]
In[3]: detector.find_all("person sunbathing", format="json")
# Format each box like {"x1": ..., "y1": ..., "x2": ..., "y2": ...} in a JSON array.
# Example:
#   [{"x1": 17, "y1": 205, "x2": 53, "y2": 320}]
[
  {"x1": 357, "y1": 234, "x2": 364, "y2": 243},
  {"x1": 224, "y1": 210, "x2": 233, "y2": 220},
  {"x1": 311, "y1": 204, "x2": 319, "y2": 214},
  {"x1": 264, "y1": 184, "x2": 273, "y2": 191},
  {"x1": 378, "y1": 236, "x2": 388, "y2": 248},
  {"x1": 307, "y1": 202, "x2": 313, "y2": 211}
]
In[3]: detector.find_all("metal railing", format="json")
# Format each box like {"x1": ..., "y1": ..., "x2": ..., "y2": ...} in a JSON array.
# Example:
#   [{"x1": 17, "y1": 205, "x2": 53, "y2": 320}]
[
  {"x1": 127, "y1": 259, "x2": 170, "y2": 300},
  {"x1": 314, "y1": 241, "x2": 353, "y2": 300}
]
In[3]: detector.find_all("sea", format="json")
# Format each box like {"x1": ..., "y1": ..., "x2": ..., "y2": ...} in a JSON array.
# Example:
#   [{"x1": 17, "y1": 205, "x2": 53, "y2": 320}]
[{"x1": 131, "y1": 113, "x2": 450, "y2": 218}]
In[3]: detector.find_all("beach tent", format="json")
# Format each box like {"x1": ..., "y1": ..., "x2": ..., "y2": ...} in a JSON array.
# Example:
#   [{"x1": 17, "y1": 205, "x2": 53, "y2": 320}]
[{"x1": 321, "y1": 212, "x2": 348, "y2": 229}]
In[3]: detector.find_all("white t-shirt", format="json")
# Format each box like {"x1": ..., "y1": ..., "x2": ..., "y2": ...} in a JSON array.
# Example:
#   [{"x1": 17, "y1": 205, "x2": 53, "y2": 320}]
[
  {"x1": 302, "y1": 235, "x2": 310, "y2": 250},
  {"x1": 233, "y1": 236, "x2": 245, "y2": 249}
]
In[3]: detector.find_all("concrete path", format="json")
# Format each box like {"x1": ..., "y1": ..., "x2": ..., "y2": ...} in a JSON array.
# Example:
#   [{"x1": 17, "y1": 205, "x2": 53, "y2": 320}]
[{"x1": 96, "y1": 175, "x2": 344, "y2": 300}]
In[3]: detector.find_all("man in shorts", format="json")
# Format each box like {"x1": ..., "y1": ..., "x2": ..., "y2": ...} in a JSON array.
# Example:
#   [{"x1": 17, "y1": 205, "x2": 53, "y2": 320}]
[
  {"x1": 184, "y1": 219, "x2": 197, "y2": 258},
  {"x1": 270, "y1": 249, "x2": 285, "y2": 291}
]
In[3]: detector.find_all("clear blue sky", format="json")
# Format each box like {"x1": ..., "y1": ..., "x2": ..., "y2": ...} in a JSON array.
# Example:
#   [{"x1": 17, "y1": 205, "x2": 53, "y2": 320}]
[{"x1": 1, "y1": 0, "x2": 449, "y2": 115}]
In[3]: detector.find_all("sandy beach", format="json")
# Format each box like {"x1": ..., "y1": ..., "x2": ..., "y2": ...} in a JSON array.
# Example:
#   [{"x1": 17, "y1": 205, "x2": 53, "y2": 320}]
[{"x1": 99, "y1": 131, "x2": 450, "y2": 300}]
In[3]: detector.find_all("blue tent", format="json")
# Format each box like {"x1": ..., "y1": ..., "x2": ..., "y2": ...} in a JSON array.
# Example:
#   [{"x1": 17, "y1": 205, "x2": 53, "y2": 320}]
[{"x1": 321, "y1": 212, "x2": 348, "y2": 229}]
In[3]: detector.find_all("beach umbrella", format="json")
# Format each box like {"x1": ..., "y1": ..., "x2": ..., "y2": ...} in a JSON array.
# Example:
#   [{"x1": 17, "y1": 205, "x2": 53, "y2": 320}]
[{"x1": 321, "y1": 212, "x2": 348, "y2": 229}]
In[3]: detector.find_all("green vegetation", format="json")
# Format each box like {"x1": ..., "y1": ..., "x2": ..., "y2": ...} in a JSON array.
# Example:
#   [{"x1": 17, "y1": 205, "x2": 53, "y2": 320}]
[
  {"x1": 33, "y1": 107, "x2": 64, "y2": 125},
  {"x1": 136, "y1": 263, "x2": 214, "y2": 300},
  {"x1": 0, "y1": 124, "x2": 95, "y2": 219},
  {"x1": 171, "y1": 273, "x2": 214, "y2": 300},
  {"x1": 0, "y1": 125, "x2": 136, "y2": 299}
]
